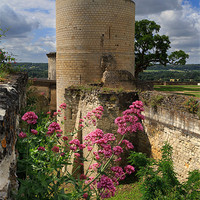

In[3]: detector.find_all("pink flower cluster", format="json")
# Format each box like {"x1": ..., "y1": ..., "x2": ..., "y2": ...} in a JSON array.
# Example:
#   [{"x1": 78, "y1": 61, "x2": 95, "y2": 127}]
[
  {"x1": 18, "y1": 132, "x2": 27, "y2": 138},
  {"x1": 121, "y1": 139, "x2": 134, "y2": 150},
  {"x1": 47, "y1": 122, "x2": 61, "y2": 135},
  {"x1": 52, "y1": 146, "x2": 59, "y2": 153},
  {"x1": 22, "y1": 111, "x2": 38, "y2": 124},
  {"x1": 31, "y1": 129, "x2": 38, "y2": 135},
  {"x1": 115, "y1": 101, "x2": 144, "y2": 135},
  {"x1": 124, "y1": 165, "x2": 135, "y2": 174},
  {"x1": 69, "y1": 139, "x2": 86, "y2": 151},
  {"x1": 89, "y1": 163, "x2": 101, "y2": 171},
  {"x1": 38, "y1": 146, "x2": 45, "y2": 151},
  {"x1": 59, "y1": 103, "x2": 67, "y2": 110},
  {"x1": 111, "y1": 166, "x2": 125, "y2": 181},
  {"x1": 79, "y1": 106, "x2": 104, "y2": 127},
  {"x1": 97, "y1": 175, "x2": 116, "y2": 199}
]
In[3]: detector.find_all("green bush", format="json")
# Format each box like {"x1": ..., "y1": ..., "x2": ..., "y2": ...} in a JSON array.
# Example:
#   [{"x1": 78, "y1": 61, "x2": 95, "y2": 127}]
[
  {"x1": 128, "y1": 143, "x2": 200, "y2": 200},
  {"x1": 184, "y1": 98, "x2": 200, "y2": 114}
]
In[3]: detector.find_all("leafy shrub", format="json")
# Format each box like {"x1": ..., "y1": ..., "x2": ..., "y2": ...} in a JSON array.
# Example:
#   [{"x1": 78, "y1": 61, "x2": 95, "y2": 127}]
[
  {"x1": 184, "y1": 98, "x2": 200, "y2": 114},
  {"x1": 128, "y1": 143, "x2": 200, "y2": 200}
]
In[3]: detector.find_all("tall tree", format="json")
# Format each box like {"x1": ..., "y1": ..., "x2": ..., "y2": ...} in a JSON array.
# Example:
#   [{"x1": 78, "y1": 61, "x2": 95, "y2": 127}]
[{"x1": 135, "y1": 19, "x2": 189, "y2": 78}]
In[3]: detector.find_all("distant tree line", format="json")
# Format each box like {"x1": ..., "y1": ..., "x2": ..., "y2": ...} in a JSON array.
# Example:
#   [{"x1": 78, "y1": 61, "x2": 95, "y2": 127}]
[
  {"x1": 12, "y1": 62, "x2": 48, "y2": 78},
  {"x1": 139, "y1": 64, "x2": 200, "y2": 82}
]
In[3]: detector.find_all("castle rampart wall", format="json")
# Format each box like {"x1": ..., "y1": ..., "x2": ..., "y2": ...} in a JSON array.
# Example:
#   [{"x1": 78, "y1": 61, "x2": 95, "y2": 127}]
[
  {"x1": 64, "y1": 88, "x2": 200, "y2": 181},
  {"x1": 0, "y1": 73, "x2": 28, "y2": 199}
]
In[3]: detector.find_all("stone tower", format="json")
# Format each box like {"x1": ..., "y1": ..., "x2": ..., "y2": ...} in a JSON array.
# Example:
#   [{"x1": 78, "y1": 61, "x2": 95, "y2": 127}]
[
  {"x1": 46, "y1": 52, "x2": 56, "y2": 80},
  {"x1": 56, "y1": 0, "x2": 135, "y2": 107}
]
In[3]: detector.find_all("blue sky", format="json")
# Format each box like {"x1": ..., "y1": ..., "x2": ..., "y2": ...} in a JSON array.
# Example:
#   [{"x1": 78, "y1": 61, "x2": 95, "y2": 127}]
[{"x1": 0, "y1": 0, "x2": 199, "y2": 64}]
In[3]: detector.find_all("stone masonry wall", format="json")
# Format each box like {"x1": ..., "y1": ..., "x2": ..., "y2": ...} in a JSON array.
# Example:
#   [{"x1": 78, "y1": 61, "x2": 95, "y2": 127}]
[
  {"x1": 0, "y1": 73, "x2": 28, "y2": 199},
  {"x1": 139, "y1": 91, "x2": 200, "y2": 182},
  {"x1": 64, "y1": 88, "x2": 138, "y2": 172},
  {"x1": 64, "y1": 88, "x2": 200, "y2": 182}
]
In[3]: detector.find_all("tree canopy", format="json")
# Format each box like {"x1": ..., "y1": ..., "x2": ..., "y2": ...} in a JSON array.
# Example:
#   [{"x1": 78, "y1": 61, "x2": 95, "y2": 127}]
[{"x1": 135, "y1": 19, "x2": 189, "y2": 78}]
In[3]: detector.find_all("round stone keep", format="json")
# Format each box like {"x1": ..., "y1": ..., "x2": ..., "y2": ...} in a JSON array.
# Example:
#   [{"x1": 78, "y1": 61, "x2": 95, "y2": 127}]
[{"x1": 56, "y1": 0, "x2": 135, "y2": 106}]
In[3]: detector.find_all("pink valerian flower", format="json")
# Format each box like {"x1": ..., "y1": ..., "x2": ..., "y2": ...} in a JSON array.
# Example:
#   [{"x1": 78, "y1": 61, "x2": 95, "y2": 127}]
[
  {"x1": 114, "y1": 101, "x2": 144, "y2": 135},
  {"x1": 124, "y1": 165, "x2": 135, "y2": 174},
  {"x1": 69, "y1": 139, "x2": 80, "y2": 146},
  {"x1": 93, "y1": 151, "x2": 100, "y2": 160},
  {"x1": 18, "y1": 132, "x2": 27, "y2": 138},
  {"x1": 87, "y1": 145, "x2": 93, "y2": 151},
  {"x1": 111, "y1": 166, "x2": 126, "y2": 180},
  {"x1": 70, "y1": 146, "x2": 77, "y2": 151},
  {"x1": 79, "y1": 124, "x2": 84, "y2": 128},
  {"x1": 99, "y1": 144, "x2": 113, "y2": 158},
  {"x1": 85, "y1": 177, "x2": 97, "y2": 189},
  {"x1": 47, "y1": 122, "x2": 61, "y2": 135},
  {"x1": 121, "y1": 140, "x2": 134, "y2": 150},
  {"x1": 97, "y1": 175, "x2": 116, "y2": 199},
  {"x1": 38, "y1": 146, "x2": 45, "y2": 151},
  {"x1": 56, "y1": 133, "x2": 62, "y2": 138},
  {"x1": 84, "y1": 129, "x2": 104, "y2": 144},
  {"x1": 114, "y1": 157, "x2": 122, "y2": 162},
  {"x1": 80, "y1": 174, "x2": 87, "y2": 180},
  {"x1": 89, "y1": 163, "x2": 101, "y2": 171},
  {"x1": 59, "y1": 103, "x2": 67, "y2": 110},
  {"x1": 113, "y1": 146, "x2": 123, "y2": 156},
  {"x1": 31, "y1": 129, "x2": 38, "y2": 135},
  {"x1": 82, "y1": 193, "x2": 88, "y2": 199},
  {"x1": 79, "y1": 119, "x2": 84, "y2": 123},
  {"x1": 69, "y1": 139, "x2": 82, "y2": 151},
  {"x1": 52, "y1": 146, "x2": 59, "y2": 152},
  {"x1": 74, "y1": 153, "x2": 80, "y2": 157},
  {"x1": 60, "y1": 152, "x2": 65, "y2": 156},
  {"x1": 95, "y1": 133, "x2": 116, "y2": 146},
  {"x1": 53, "y1": 112, "x2": 58, "y2": 116},
  {"x1": 82, "y1": 106, "x2": 104, "y2": 126},
  {"x1": 22, "y1": 111, "x2": 38, "y2": 124},
  {"x1": 79, "y1": 143, "x2": 86, "y2": 150},
  {"x1": 62, "y1": 136, "x2": 68, "y2": 141}
]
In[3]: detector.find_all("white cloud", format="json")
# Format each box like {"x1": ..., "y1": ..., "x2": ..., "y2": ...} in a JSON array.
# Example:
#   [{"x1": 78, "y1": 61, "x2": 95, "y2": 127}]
[
  {"x1": 0, "y1": 0, "x2": 199, "y2": 64},
  {"x1": 135, "y1": 0, "x2": 200, "y2": 64}
]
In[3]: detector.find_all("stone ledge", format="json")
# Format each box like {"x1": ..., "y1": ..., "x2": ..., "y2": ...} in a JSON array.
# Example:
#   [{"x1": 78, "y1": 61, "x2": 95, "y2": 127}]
[{"x1": 0, "y1": 73, "x2": 28, "y2": 200}]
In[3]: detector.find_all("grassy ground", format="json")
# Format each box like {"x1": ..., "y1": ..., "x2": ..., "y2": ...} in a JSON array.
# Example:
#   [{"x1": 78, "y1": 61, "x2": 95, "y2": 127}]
[
  {"x1": 154, "y1": 85, "x2": 200, "y2": 98},
  {"x1": 108, "y1": 182, "x2": 142, "y2": 200}
]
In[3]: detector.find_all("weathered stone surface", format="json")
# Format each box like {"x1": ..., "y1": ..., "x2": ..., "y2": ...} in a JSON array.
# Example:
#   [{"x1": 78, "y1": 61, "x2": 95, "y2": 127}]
[
  {"x1": 0, "y1": 73, "x2": 28, "y2": 199},
  {"x1": 56, "y1": 0, "x2": 135, "y2": 109},
  {"x1": 138, "y1": 91, "x2": 200, "y2": 182},
  {"x1": 64, "y1": 88, "x2": 139, "y2": 173},
  {"x1": 64, "y1": 89, "x2": 200, "y2": 182}
]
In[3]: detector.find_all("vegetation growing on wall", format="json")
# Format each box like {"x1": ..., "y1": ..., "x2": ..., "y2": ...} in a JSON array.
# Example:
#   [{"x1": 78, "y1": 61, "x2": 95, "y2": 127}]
[
  {"x1": 128, "y1": 143, "x2": 200, "y2": 200},
  {"x1": 0, "y1": 28, "x2": 16, "y2": 80}
]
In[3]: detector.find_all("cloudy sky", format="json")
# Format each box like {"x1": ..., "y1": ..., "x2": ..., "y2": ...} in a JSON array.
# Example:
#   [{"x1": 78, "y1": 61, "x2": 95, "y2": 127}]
[{"x1": 0, "y1": 0, "x2": 199, "y2": 64}]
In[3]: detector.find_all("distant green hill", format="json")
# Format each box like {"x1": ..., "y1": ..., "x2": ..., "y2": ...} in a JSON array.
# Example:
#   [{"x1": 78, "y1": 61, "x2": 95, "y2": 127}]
[
  {"x1": 12, "y1": 63, "x2": 48, "y2": 78},
  {"x1": 139, "y1": 64, "x2": 200, "y2": 82},
  {"x1": 11, "y1": 63, "x2": 200, "y2": 81}
]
